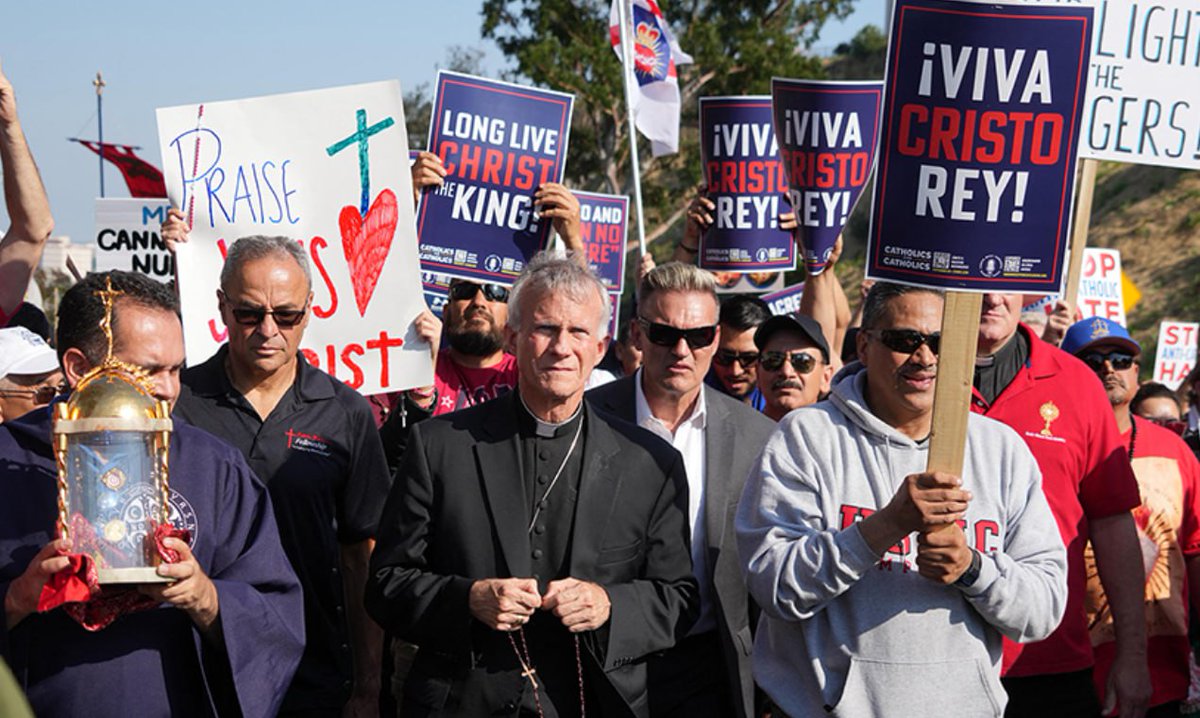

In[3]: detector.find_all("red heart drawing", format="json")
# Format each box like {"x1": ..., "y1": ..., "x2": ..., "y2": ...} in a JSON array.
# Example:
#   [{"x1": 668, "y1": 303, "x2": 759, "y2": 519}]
[{"x1": 339, "y1": 189, "x2": 398, "y2": 317}]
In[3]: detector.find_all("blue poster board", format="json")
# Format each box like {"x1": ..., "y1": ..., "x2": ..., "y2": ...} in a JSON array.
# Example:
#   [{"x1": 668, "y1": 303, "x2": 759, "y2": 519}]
[
  {"x1": 867, "y1": 0, "x2": 1092, "y2": 293},
  {"x1": 761, "y1": 283, "x2": 808, "y2": 317},
  {"x1": 698, "y1": 97, "x2": 795, "y2": 272},
  {"x1": 575, "y1": 191, "x2": 629, "y2": 294},
  {"x1": 771, "y1": 79, "x2": 881, "y2": 276},
  {"x1": 418, "y1": 71, "x2": 574, "y2": 285}
]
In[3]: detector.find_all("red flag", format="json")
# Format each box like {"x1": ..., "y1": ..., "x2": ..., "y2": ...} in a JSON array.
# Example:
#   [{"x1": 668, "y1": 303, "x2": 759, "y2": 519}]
[{"x1": 73, "y1": 140, "x2": 167, "y2": 198}]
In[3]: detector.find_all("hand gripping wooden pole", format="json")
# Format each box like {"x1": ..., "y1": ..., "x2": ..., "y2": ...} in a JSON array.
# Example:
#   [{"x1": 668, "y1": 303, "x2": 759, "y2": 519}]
[{"x1": 925, "y1": 291, "x2": 982, "y2": 540}]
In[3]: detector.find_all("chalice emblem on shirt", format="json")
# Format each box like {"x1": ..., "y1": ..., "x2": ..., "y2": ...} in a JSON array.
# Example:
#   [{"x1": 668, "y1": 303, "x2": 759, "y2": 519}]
[{"x1": 1039, "y1": 401, "x2": 1060, "y2": 437}]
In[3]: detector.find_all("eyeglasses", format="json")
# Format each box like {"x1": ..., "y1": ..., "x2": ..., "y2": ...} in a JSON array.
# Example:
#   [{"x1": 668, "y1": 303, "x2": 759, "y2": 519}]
[
  {"x1": 1080, "y1": 351, "x2": 1136, "y2": 372},
  {"x1": 759, "y1": 350, "x2": 819, "y2": 374},
  {"x1": 870, "y1": 329, "x2": 941, "y2": 355},
  {"x1": 449, "y1": 281, "x2": 510, "y2": 303},
  {"x1": 713, "y1": 349, "x2": 760, "y2": 368},
  {"x1": 637, "y1": 317, "x2": 718, "y2": 350},
  {"x1": 0, "y1": 384, "x2": 66, "y2": 404}
]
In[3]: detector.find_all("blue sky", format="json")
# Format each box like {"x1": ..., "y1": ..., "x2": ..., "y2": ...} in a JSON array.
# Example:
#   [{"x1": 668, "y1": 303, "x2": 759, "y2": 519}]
[{"x1": 0, "y1": 1, "x2": 883, "y2": 247}]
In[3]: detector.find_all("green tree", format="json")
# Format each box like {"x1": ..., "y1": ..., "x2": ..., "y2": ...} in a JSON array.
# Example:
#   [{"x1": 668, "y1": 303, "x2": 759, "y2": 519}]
[
  {"x1": 482, "y1": 0, "x2": 858, "y2": 254},
  {"x1": 825, "y1": 24, "x2": 887, "y2": 80},
  {"x1": 404, "y1": 47, "x2": 488, "y2": 151}
]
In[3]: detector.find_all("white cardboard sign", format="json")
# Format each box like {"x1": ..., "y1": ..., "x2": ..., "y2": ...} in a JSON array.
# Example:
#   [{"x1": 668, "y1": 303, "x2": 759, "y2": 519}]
[
  {"x1": 1154, "y1": 321, "x2": 1198, "y2": 390},
  {"x1": 1079, "y1": 0, "x2": 1200, "y2": 169},
  {"x1": 157, "y1": 80, "x2": 432, "y2": 395},
  {"x1": 94, "y1": 198, "x2": 174, "y2": 282},
  {"x1": 1076, "y1": 247, "x2": 1126, "y2": 325}
]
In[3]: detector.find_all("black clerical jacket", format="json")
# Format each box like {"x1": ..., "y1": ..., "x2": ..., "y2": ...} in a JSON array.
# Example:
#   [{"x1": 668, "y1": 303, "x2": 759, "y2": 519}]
[{"x1": 366, "y1": 393, "x2": 699, "y2": 717}]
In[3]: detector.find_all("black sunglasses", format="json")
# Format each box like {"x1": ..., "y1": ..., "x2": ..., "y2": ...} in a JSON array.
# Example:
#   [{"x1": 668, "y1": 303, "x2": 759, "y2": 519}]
[
  {"x1": 1080, "y1": 351, "x2": 1136, "y2": 372},
  {"x1": 229, "y1": 305, "x2": 308, "y2": 328},
  {"x1": 713, "y1": 349, "x2": 760, "y2": 367},
  {"x1": 221, "y1": 290, "x2": 309, "y2": 327},
  {"x1": 449, "y1": 281, "x2": 510, "y2": 303},
  {"x1": 0, "y1": 384, "x2": 66, "y2": 404},
  {"x1": 871, "y1": 329, "x2": 941, "y2": 355},
  {"x1": 637, "y1": 317, "x2": 718, "y2": 349},
  {"x1": 759, "y1": 350, "x2": 819, "y2": 374}
]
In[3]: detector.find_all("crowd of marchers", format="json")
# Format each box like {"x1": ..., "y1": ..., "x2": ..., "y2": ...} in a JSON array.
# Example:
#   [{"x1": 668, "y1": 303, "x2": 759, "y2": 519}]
[{"x1": 2, "y1": 62, "x2": 1200, "y2": 718}]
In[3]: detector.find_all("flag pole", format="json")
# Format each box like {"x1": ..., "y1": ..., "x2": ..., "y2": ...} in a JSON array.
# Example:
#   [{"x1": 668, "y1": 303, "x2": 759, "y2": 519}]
[
  {"x1": 94, "y1": 71, "x2": 105, "y2": 198},
  {"x1": 616, "y1": 0, "x2": 648, "y2": 256}
]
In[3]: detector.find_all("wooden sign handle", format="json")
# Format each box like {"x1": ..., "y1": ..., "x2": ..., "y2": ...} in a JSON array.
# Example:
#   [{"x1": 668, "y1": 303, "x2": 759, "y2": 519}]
[
  {"x1": 924, "y1": 290, "x2": 981, "y2": 540},
  {"x1": 926, "y1": 291, "x2": 982, "y2": 476},
  {"x1": 1063, "y1": 158, "x2": 1098, "y2": 309}
]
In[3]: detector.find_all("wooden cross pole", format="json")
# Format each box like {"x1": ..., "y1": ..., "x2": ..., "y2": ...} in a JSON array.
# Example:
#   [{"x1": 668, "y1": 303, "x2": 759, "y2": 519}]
[
  {"x1": 925, "y1": 291, "x2": 982, "y2": 477},
  {"x1": 1063, "y1": 158, "x2": 1099, "y2": 309}
]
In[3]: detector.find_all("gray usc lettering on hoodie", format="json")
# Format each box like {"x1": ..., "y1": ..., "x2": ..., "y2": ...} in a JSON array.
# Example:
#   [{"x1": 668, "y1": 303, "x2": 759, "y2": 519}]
[{"x1": 736, "y1": 368, "x2": 1067, "y2": 718}]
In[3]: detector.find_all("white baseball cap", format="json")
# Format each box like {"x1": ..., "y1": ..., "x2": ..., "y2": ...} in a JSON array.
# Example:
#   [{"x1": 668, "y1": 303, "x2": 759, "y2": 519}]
[{"x1": 0, "y1": 326, "x2": 60, "y2": 379}]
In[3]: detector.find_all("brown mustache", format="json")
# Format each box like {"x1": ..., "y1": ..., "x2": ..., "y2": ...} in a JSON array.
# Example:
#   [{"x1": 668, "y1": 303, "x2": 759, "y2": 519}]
[{"x1": 463, "y1": 306, "x2": 494, "y2": 322}]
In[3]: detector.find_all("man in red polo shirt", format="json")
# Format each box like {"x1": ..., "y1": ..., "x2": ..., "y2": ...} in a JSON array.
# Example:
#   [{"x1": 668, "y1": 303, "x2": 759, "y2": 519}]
[
  {"x1": 971, "y1": 294, "x2": 1150, "y2": 718},
  {"x1": 1063, "y1": 317, "x2": 1200, "y2": 718}
]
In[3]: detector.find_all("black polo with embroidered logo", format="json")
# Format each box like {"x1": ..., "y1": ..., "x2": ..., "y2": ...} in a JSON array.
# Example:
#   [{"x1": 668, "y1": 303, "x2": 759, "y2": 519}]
[{"x1": 175, "y1": 346, "x2": 391, "y2": 714}]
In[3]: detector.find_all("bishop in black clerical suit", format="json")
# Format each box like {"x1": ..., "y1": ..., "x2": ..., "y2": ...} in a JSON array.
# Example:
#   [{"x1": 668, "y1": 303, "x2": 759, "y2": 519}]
[{"x1": 366, "y1": 252, "x2": 698, "y2": 718}]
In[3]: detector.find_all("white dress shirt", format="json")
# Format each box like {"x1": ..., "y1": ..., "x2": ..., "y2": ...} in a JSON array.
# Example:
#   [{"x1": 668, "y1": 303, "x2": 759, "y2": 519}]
[{"x1": 634, "y1": 369, "x2": 714, "y2": 634}]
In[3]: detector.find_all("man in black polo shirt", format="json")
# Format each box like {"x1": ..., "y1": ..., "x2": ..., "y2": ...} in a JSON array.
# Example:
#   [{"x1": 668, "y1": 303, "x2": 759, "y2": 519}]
[{"x1": 175, "y1": 235, "x2": 391, "y2": 717}]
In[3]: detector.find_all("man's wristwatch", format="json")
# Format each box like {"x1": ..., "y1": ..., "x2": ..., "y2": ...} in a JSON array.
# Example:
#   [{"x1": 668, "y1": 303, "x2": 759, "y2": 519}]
[{"x1": 954, "y1": 549, "x2": 982, "y2": 588}]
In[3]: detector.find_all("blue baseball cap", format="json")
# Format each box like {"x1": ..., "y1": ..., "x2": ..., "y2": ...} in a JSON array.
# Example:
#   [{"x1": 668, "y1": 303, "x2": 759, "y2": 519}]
[{"x1": 1060, "y1": 317, "x2": 1141, "y2": 357}]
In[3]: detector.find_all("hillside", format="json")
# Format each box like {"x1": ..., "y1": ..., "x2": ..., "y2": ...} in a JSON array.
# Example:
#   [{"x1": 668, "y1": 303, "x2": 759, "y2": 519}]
[{"x1": 1088, "y1": 162, "x2": 1200, "y2": 367}]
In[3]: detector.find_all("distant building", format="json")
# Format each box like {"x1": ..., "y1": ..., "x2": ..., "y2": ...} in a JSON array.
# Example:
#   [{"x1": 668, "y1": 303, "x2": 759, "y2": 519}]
[{"x1": 39, "y1": 236, "x2": 94, "y2": 276}]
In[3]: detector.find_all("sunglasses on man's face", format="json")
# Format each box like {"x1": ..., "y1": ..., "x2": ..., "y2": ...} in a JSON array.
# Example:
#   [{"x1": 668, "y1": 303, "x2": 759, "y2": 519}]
[
  {"x1": 221, "y1": 290, "x2": 309, "y2": 327},
  {"x1": 449, "y1": 281, "x2": 510, "y2": 303},
  {"x1": 0, "y1": 383, "x2": 66, "y2": 405},
  {"x1": 637, "y1": 317, "x2": 718, "y2": 350},
  {"x1": 713, "y1": 349, "x2": 759, "y2": 368},
  {"x1": 229, "y1": 307, "x2": 308, "y2": 328},
  {"x1": 871, "y1": 329, "x2": 941, "y2": 355},
  {"x1": 1080, "y1": 351, "x2": 1136, "y2": 372},
  {"x1": 759, "y1": 350, "x2": 819, "y2": 374}
]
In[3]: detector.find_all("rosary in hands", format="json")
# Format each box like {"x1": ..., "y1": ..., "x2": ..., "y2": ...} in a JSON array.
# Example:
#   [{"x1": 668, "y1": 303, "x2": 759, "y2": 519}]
[{"x1": 469, "y1": 576, "x2": 610, "y2": 632}]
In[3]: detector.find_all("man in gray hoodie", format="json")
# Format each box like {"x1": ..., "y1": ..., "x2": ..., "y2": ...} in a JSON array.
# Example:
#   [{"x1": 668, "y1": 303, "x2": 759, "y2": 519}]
[{"x1": 737, "y1": 282, "x2": 1068, "y2": 717}]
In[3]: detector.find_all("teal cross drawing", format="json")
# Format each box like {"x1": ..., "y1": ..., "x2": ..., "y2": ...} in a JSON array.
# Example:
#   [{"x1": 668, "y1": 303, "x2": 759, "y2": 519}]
[{"x1": 326, "y1": 108, "x2": 396, "y2": 216}]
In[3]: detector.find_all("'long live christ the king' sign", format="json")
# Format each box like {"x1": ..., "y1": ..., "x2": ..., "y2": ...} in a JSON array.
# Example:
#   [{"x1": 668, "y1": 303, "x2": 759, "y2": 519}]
[
  {"x1": 418, "y1": 71, "x2": 574, "y2": 286},
  {"x1": 867, "y1": 0, "x2": 1093, "y2": 293}
]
